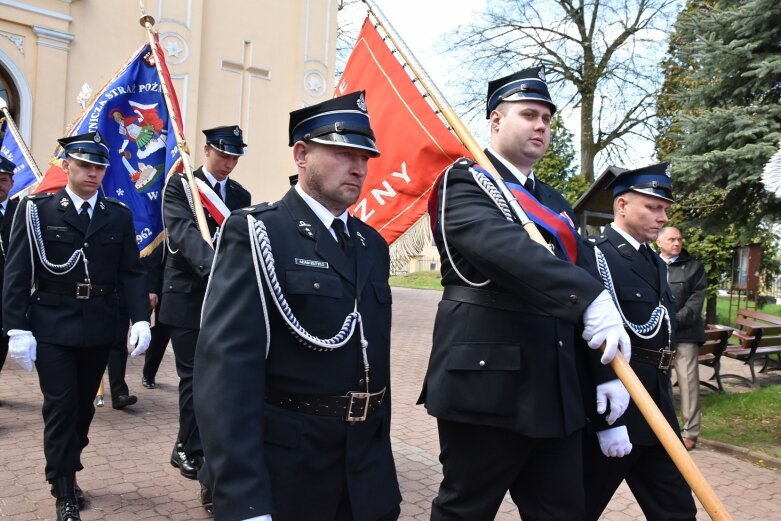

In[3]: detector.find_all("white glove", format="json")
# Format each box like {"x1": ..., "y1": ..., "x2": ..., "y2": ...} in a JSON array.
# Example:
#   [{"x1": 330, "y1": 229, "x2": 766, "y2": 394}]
[
  {"x1": 582, "y1": 290, "x2": 631, "y2": 364},
  {"x1": 597, "y1": 425, "x2": 633, "y2": 458},
  {"x1": 596, "y1": 379, "x2": 630, "y2": 425},
  {"x1": 8, "y1": 329, "x2": 37, "y2": 372},
  {"x1": 128, "y1": 321, "x2": 152, "y2": 356}
]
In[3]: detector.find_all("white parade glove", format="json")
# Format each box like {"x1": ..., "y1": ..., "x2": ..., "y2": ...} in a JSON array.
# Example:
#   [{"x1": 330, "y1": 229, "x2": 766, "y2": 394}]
[
  {"x1": 8, "y1": 329, "x2": 37, "y2": 372},
  {"x1": 582, "y1": 290, "x2": 631, "y2": 364},
  {"x1": 596, "y1": 379, "x2": 630, "y2": 425},
  {"x1": 597, "y1": 426, "x2": 633, "y2": 458},
  {"x1": 128, "y1": 321, "x2": 152, "y2": 356}
]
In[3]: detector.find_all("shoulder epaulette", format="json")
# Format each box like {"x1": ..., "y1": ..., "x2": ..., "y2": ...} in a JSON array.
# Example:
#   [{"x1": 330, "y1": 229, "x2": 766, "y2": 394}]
[
  {"x1": 104, "y1": 197, "x2": 129, "y2": 208},
  {"x1": 26, "y1": 192, "x2": 53, "y2": 200},
  {"x1": 239, "y1": 201, "x2": 276, "y2": 215},
  {"x1": 592, "y1": 235, "x2": 608, "y2": 245}
]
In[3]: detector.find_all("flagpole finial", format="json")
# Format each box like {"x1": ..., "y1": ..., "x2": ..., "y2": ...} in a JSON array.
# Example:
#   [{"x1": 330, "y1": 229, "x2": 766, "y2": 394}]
[
  {"x1": 139, "y1": 14, "x2": 156, "y2": 29},
  {"x1": 76, "y1": 83, "x2": 92, "y2": 110}
]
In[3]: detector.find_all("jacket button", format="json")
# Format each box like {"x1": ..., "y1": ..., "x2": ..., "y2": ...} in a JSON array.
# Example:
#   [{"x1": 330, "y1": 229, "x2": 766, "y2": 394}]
[
  {"x1": 479, "y1": 360, "x2": 486, "y2": 367},
  {"x1": 84, "y1": 242, "x2": 89, "y2": 247},
  {"x1": 569, "y1": 294, "x2": 578, "y2": 304},
  {"x1": 313, "y1": 283, "x2": 321, "y2": 290},
  {"x1": 559, "y1": 340, "x2": 564, "y2": 348},
  {"x1": 635, "y1": 292, "x2": 642, "y2": 298},
  {"x1": 358, "y1": 378, "x2": 365, "y2": 385}
]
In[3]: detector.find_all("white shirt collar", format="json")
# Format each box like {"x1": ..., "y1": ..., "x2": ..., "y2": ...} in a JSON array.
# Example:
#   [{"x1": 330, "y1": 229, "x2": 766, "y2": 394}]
[
  {"x1": 202, "y1": 168, "x2": 224, "y2": 196},
  {"x1": 65, "y1": 186, "x2": 98, "y2": 215},
  {"x1": 610, "y1": 222, "x2": 644, "y2": 251},
  {"x1": 486, "y1": 146, "x2": 534, "y2": 187},
  {"x1": 294, "y1": 183, "x2": 349, "y2": 238}
]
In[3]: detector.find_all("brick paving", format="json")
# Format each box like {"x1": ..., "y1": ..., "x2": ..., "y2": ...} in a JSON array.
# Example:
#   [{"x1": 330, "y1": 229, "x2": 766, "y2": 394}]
[{"x1": 1, "y1": 286, "x2": 779, "y2": 520}]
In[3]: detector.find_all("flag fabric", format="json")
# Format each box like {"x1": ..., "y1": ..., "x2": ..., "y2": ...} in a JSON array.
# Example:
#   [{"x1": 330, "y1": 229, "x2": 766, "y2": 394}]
[
  {"x1": 34, "y1": 36, "x2": 183, "y2": 256},
  {"x1": 1, "y1": 121, "x2": 39, "y2": 197},
  {"x1": 337, "y1": 18, "x2": 470, "y2": 245}
]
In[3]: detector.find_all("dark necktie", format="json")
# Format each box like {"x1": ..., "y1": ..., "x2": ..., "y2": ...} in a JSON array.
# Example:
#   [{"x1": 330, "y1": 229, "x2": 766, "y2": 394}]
[
  {"x1": 79, "y1": 201, "x2": 91, "y2": 228},
  {"x1": 524, "y1": 177, "x2": 538, "y2": 200},
  {"x1": 331, "y1": 218, "x2": 354, "y2": 262},
  {"x1": 213, "y1": 182, "x2": 223, "y2": 201}
]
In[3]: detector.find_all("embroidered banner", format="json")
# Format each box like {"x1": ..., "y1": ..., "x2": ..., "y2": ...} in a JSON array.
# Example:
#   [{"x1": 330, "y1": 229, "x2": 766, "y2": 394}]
[
  {"x1": 0, "y1": 120, "x2": 39, "y2": 197},
  {"x1": 338, "y1": 18, "x2": 469, "y2": 245}
]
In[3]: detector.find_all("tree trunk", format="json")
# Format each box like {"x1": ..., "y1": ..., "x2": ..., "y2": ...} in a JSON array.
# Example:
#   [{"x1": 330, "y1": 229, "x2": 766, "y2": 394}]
[{"x1": 579, "y1": 89, "x2": 596, "y2": 183}]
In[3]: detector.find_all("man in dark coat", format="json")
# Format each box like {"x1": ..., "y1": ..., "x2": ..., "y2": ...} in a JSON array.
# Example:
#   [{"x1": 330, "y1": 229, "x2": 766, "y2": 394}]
[
  {"x1": 583, "y1": 163, "x2": 697, "y2": 520},
  {"x1": 418, "y1": 67, "x2": 632, "y2": 521},
  {"x1": 0, "y1": 155, "x2": 19, "y2": 379},
  {"x1": 193, "y1": 91, "x2": 401, "y2": 521},
  {"x1": 656, "y1": 226, "x2": 706, "y2": 450},
  {"x1": 3, "y1": 132, "x2": 151, "y2": 521},
  {"x1": 160, "y1": 125, "x2": 251, "y2": 480}
]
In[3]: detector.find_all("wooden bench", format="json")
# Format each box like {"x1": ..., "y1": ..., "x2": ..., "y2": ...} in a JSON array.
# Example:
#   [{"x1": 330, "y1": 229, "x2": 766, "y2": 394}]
[
  {"x1": 697, "y1": 325, "x2": 733, "y2": 392},
  {"x1": 721, "y1": 309, "x2": 781, "y2": 387}
]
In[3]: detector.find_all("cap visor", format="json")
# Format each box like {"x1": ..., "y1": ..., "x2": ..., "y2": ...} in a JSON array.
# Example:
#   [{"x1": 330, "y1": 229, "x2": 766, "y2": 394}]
[
  {"x1": 310, "y1": 133, "x2": 380, "y2": 157},
  {"x1": 630, "y1": 187, "x2": 675, "y2": 203},
  {"x1": 68, "y1": 152, "x2": 110, "y2": 167}
]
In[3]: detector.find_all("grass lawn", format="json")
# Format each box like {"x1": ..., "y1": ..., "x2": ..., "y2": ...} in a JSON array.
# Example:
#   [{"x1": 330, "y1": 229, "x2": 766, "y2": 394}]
[
  {"x1": 699, "y1": 385, "x2": 781, "y2": 459},
  {"x1": 389, "y1": 271, "x2": 442, "y2": 290},
  {"x1": 714, "y1": 296, "x2": 781, "y2": 326}
]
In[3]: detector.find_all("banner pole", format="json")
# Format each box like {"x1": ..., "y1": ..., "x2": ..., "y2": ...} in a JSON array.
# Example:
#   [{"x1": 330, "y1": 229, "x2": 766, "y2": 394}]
[
  {"x1": 0, "y1": 98, "x2": 43, "y2": 180},
  {"x1": 138, "y1": 3, "x2": 212, "y2": 247},
  {"x1": 361, "y1": 0, "x2": 549, "y2": 248}
]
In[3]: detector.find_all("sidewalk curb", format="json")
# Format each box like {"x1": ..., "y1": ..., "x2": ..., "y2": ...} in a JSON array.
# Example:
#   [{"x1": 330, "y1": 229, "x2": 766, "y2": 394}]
[{"x1": 699, "y1": 438, "x2": 781, "y2": 470}]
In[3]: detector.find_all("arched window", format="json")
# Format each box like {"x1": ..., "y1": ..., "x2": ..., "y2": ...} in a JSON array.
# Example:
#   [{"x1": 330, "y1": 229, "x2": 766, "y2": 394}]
[{"x1": 0, "y1": 65, "x2": 20, "y2": 122}]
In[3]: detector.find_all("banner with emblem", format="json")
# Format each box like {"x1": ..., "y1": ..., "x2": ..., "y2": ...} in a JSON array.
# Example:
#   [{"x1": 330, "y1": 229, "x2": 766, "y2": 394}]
[
  {"x1": 338, "y1": 18, "x2": 469, "y2": 249},
  {"x1": 0, "y1": 120, "x2": 40, "y2": 197},
  {"x1": 34, "y1": 35, "x2": 183, "y2": 256}
]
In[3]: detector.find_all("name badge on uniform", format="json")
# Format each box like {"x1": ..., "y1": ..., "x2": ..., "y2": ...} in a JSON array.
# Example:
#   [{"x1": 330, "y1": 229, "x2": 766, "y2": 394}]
[{"x1": 295, "y1": 258, "x2": 328, "y2": 269}]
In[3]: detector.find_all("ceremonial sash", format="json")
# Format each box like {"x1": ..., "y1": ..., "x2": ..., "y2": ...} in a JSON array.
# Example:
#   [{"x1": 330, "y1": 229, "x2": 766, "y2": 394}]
[
  {"x1": 504, "y1": 181, "x2": 578, "y2": 264},
  {"x1": 193, "y1": 178, "x2": 230, "y2": 226}
]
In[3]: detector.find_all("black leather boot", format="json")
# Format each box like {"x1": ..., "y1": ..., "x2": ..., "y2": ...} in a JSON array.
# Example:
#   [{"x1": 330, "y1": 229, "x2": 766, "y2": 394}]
[
  {"x1": 51, "y1": 475, "x2": 81, "y2": 521},
  {"x1": 51, "y1": 478, "x2": 86, "y2": 509},
  {"x1": 170, "y1": 441, "x2": 198, "y2": 479}
]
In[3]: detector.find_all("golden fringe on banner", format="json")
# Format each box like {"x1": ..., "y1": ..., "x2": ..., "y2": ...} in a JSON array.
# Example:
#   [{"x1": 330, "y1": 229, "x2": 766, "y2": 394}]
[{"x1": 388, "y1": 214, "x2": 431, "y2": 274}]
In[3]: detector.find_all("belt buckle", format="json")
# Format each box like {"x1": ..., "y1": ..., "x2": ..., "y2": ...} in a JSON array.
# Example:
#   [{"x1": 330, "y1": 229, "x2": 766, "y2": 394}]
[
  {"x1": 75, "y1": 283, "x2": 91, "y2": 300},
  {"x1": 345, "y1": 392, "x2": 371, "y2": 422},
  {"x1": 658, "y1": 349, "x2": 674, "y2": 370}
]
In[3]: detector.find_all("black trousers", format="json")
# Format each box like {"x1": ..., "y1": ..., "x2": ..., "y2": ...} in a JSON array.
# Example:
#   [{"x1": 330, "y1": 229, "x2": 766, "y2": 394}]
[
  {"x1": 0, "y1": 332, "x2": 8, "y2": 374},
  {"x1": 169, "y1": 325, "x2": 202, "y2": 455},
  {"x1": 582, "y1": 436, "x2": 697, "y2": 521},
  {"x1": 142, "y1": 320, "x2": 170, "y2": 381},
  {"x1": 107, "y1": 309, "x2": 131, "y2": 400},
  {"x1": 431, "y1": 419, "x2": 584, "y2": 521},
  {"x1": 35, "y1": 342, "x2": 111, "y2": 480}
]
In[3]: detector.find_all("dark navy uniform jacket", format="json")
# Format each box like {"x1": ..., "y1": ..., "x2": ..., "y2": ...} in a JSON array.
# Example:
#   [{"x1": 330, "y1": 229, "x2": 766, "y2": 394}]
[
  {"x1": 193, "y1": 188, "x2": 401, "y2": 521},
  {"x1": 158, "y1": 168, "x2": 250, "y2": 329},
  {"x1": 589, "y1": 225, "x2": 680, "y2": 444},
  {"x1": 419, "y1": 151, "x2": 611, "y2": 438},
  {"x1": 2, "y1": 189, "x2": 147, "y2": 346},
  {"x1": 0, "y1": 197, "x2": 19, "y2": 333}
]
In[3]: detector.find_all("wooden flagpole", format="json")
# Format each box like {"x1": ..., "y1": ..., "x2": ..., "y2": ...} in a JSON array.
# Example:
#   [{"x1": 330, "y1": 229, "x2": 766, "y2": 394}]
[
  {"x1": 138, "y1": 2, "x2": 212, "y2": 246},
  {"x1": 361, "y1": 1, "x2": 733, "y2": 519}
]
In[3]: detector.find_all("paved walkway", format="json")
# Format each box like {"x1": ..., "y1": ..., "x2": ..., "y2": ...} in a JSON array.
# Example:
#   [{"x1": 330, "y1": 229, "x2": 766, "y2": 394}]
[{"x1": 1, "y1": 287, "x2": 779, "y2": 520}]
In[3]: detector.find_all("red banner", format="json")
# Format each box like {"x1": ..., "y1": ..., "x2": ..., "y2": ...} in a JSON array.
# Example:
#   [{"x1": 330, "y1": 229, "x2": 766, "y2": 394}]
[{"x1": 339, "y1": 18, "x2": 470, "y2": 245}]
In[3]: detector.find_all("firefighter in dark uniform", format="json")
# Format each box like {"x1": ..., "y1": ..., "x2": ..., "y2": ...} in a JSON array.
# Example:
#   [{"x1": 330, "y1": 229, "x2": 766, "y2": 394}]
[
  {"x1": 2, "y1": 131, "x2": 151, "y2": 521},
  {"x1": 582, "y1": 163, "x2": 697, "y2": 520},
  {"x1": 193, "y1": 91, "x2": 402, "y2": 521},
  {"x1": 0, "y1": 155, "x2": 19, "y2": 379},
  {"x1": 418, "y1": 67, "x2": 632, "y2": 521},
  {"x1": 160, "y1": 125, "x2": 251, "y2": 480}
]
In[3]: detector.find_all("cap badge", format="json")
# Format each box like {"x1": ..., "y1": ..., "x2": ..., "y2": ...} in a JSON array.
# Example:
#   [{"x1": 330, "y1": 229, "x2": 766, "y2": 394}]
[
  {"x1": 665, "y1": 164, "x2": 672, "y2": 177},
  {"x1": 233, "y1": 127, "x2": 240, "y2": 136},
  {"x1": 357, "y1": 93, "x2": 367, "y2": 112},
  {"x1": 538, "y1": 68, "x2": 546, "y2": 81},
  {"x1": 94, "y1": 134, "x2": 101, "y2": 143}
]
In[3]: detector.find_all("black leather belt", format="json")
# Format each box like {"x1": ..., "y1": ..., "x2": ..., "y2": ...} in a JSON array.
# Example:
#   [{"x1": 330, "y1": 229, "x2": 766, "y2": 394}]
[
  {"x1": 265, "y1": 387, "x2": 386, "y2": 422},
  {"x1": 443, "y1": 285, "x2": 534, "y2": 313},
  {"x1": 36, "y1": 280, "x2": 116, "y2": 300},
  {"x1": 632, "y1": 346, "x2": 675, "y2": 370},
  {"x1": 166, "y1": 255, "x2": 194, "y2": 273}
]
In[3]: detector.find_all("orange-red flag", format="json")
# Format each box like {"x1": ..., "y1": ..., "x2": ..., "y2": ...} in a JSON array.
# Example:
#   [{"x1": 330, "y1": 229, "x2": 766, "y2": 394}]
[{"x1": 339, "y1": 18, "x2": 470, "y2": 245}]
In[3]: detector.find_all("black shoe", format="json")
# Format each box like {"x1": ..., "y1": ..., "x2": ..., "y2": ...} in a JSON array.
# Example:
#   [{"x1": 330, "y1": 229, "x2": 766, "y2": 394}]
[
  {"x1": 56, "y1": 496, "x2": 81, "y2": 521},
  {"x1": 141, "y1": 376, "x2": 156, "y2": 389},
  {"x1": 200, "y1": 483, "x2": 213, "y2": 515},
  {"x1": 112, "y1": 394, "x2": 138, "y2": 410},
  {"x1": 170, "y1": 443, "x2": 198, "y2": 480},
  {"x1": 74, "y1": 481, "x2": 86, "y2": 510}
]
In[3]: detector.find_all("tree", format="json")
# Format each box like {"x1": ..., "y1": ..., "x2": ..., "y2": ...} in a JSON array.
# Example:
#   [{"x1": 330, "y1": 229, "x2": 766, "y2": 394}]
[
  {"x1": 535, "y1": 115, "x2": 588, "y2": 203},
  {"x1": 448, "y1": 0, "x2": 679, "y2": 182},
  {"x1": 660, "y1": 0, "x2": 781, "y2": 234}
]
